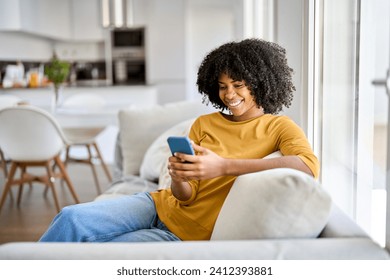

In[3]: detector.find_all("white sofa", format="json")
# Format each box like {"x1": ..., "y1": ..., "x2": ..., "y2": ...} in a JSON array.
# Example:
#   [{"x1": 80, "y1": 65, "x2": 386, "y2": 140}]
[{"x1": 0, "y1": 101, "x2": 389, "y2": 260}]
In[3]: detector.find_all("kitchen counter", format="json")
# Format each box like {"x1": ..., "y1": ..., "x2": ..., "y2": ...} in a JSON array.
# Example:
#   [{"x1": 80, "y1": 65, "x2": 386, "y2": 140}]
[
  {"x1": 0, "y1": 85, "x2": 158, "y2": 163},
  {"x1": 0, "y1": 85, "x2": 158, "y2": 116},
  {"x1": 0, "y1": 80, "x2": 109, "y2": 89}
]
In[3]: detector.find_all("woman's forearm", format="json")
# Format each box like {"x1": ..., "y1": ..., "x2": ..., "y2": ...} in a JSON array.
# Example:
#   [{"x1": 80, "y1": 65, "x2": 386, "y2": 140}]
[{"x1": 223, "y1": 155, "x2": 314, "y2": 177}]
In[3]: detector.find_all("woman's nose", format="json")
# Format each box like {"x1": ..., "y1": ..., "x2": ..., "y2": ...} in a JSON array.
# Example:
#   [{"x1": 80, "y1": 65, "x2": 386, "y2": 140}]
[{"x1": 225, "y1": 86, "x2": 236, "y2": 98}]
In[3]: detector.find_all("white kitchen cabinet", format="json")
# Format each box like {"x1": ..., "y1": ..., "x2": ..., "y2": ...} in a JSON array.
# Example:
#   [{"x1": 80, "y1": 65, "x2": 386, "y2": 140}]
[
  {"x1": 0, "y1": 0, "x2": 22, "y2": 30},
  {"x1": 19, "y1": 0, "x2": 72, "y2": 40},
  {"x1": 0, "y1": 0, "x2": 72, "y2": 40},
  {"x1": 0, "y1": 0, "x2": 71, "y2": 40},
  {"x1": 0, "y1": 0, "x2": 103, "y2": 42}
]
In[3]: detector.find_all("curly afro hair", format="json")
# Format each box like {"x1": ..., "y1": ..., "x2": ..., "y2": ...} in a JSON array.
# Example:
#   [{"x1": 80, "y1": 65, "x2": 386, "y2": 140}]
[{"x1": 196, "y1": 38, "x2": 295, "y2": 114}]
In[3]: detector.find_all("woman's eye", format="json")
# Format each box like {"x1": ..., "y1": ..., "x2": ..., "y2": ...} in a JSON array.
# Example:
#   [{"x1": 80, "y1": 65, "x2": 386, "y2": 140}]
[
  {"x1": 219, "y1": 86, "x2": 226, "y2": 90},
  {"x1": 234, "y1": 84, "x2": 244, "y2": 88}
]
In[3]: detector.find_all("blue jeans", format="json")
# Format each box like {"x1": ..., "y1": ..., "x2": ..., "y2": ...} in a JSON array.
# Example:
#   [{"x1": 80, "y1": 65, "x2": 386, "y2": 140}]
[{"x1": 39, "y1": 192, "x2": 181, "y2": 242}]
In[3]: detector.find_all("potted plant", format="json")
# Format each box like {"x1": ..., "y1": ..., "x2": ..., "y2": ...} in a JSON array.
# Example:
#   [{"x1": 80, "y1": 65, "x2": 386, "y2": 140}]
[{"x1": 45, "y1": 53, "x2": 70, "y2": 112}]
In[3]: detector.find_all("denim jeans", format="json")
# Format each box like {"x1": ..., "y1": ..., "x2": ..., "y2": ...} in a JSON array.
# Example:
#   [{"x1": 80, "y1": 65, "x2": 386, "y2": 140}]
[{"x1": 39, "y1": 192, "x2": 181, "y2": 242}]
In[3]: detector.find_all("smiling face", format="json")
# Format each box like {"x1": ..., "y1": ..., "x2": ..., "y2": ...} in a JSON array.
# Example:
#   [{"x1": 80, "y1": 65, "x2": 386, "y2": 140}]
[{"x1": 218, "y1": 73, "x2": 264, "y2": 122}]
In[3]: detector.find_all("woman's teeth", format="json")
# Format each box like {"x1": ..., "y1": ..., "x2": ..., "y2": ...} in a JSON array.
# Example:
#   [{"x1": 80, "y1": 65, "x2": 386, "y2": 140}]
[{"x1": 228, "y1": 100, "x2": 243, "y2": 107}]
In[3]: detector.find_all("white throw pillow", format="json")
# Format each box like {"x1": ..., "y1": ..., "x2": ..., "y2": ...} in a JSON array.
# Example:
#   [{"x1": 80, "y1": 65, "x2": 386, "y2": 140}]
[
  {"x1": 118, "y1": 101, "x2": 213, "y2": 176},
  {"x1": 140, "y1": 118, "x2": 195, "y2": 188},
  {"x1": 211, "y1": 168, "x2": 332, "y2": 240},
  {"x1": 158, "y1": 157, "x2": 171, "y2": 189}
]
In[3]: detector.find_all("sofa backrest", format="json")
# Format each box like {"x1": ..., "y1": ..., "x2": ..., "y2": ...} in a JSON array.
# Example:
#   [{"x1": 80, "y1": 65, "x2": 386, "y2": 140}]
[{"x1": 115, "y1": 100, "x2": 215, "y2": 179}]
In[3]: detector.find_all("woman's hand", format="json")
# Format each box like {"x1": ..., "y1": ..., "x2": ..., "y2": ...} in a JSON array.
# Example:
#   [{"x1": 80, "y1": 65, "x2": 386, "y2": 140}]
[
  {"x1": 168, "y1": 142, "x2": 226, "y2": 181},
  {"x1": 168, "y1": 141, "x2": 224, "y2": 201}
]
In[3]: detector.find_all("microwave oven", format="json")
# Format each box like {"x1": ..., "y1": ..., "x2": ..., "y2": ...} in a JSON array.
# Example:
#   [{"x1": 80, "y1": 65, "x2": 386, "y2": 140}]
[
  {"x1": 111, "y1": 27, "x2": 145, "y2": 61},
  {"x1": 111, "y1": 27, "x2": 144, "y2": 48},
  {"x1": 110, "y1": 27, "x2": 146, "y2": 85}
]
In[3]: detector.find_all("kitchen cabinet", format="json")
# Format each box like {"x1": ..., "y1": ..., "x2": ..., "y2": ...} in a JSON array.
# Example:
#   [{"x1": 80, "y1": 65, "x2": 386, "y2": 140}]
[
  {"x1": 0, "y1": 0, "x2": 72, "y2": 40},
  {"x1": 0, "y1": 1, "x2": 22, "y2": 30},
  {"x1": 20, "y1": 0, "x2": 72, "y2": 40},
  {"x1": 0, "y1": 0, "x2": 103, "y2": 42}
]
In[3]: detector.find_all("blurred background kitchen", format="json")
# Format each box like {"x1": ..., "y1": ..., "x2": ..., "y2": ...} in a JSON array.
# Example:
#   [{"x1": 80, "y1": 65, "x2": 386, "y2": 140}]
[
  {"x1": 0, "y1": 0, "x2": 164, "y2": 93},
  {"x1": 0, "y1": 0, "x2": 249, "y2": 105}
]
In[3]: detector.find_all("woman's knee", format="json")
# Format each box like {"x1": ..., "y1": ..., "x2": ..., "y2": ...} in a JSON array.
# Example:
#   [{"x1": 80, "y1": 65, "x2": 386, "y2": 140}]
[{"x1": 58, "y1": 204, "x2": 88, "y2": 224}]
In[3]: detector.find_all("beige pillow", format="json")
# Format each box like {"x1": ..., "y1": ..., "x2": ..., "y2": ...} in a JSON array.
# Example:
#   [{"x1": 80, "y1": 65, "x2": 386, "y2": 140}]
[
  {"x1": 118, "y1": 101, "x2": 213, "y2": 176},
  {"x1": 140, "y1": 118, "x2": 195, "y2": 188},
  {"x1": 211, "y1": 168, "x2": 331, "y2": 240}
]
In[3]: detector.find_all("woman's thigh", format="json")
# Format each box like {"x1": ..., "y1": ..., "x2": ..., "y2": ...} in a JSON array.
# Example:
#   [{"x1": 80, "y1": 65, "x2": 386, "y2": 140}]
[{"x1": 81, "y1": 193, "x2": 157, "y2": 241}]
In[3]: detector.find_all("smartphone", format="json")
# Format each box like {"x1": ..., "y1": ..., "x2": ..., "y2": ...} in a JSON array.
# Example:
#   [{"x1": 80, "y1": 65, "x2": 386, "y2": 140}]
[{"x1": 167, "y1": 136, "x2": 195, "y2": 156}]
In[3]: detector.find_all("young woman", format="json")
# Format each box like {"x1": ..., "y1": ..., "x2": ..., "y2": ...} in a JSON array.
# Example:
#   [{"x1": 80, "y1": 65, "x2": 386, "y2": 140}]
[{"x1": 40, "y1": 38, "x2": 319, "y2": 242}]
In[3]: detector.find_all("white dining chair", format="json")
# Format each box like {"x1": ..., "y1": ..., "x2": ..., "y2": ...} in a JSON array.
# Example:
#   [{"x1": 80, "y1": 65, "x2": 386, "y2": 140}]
[
  {"x1": 0, "y1": 105, "x2": 80, "y2": 213},
  {"x1": 60, "y1": 93, "x2": 112, "y2": 194},
  {"x1": 0, "y1": 95, "x2": 23, "y2": 179},
  {"x1": 61, "y1": 93, "x2": 106, "y2": 109}
]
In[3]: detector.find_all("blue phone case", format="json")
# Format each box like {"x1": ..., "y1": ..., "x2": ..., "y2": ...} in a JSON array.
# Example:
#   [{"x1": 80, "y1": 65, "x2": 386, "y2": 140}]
[{"x1": 167, "y1": 136, "x2": 195, "y2": 155}]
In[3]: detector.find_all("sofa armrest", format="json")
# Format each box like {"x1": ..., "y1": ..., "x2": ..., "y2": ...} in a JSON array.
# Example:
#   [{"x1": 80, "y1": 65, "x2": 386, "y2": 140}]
[{"x1": 319, "y1": 204, "x2": 368, "y2": 238}]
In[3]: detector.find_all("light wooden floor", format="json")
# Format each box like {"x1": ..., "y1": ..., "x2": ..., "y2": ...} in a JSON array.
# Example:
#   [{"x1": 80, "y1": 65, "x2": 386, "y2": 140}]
[{"x1": 0, "y1": 163, "x2": 112, "y2": 244}]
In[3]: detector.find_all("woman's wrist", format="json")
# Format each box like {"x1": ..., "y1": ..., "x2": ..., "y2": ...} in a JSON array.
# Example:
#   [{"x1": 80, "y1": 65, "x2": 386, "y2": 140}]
[{"x1": 223, "y1": 158, "x2": 236, "y2": 176}]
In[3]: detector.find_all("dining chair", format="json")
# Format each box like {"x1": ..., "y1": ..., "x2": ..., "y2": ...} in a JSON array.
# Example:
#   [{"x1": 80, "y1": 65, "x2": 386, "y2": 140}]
[
  {"x1": 0, "y1": 105, "x2": 80, "y2": 213},
  {"x1": 60, "y1": 93, "x2": 112, "y2": 194},
  {"x1": 61, "y1": 93, "x2": 106, "y2": 109},
  {"x1": 0, "y1": 95, "x2": 23, "y2": 178}
]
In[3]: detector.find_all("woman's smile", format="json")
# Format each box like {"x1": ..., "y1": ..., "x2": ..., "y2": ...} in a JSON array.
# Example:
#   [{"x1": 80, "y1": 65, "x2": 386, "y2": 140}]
[
  {"x1": 218, "y1": 73, "x2": 264, "y2": 121},
  {"x1": 226, "y1": 99, "x2": 243, "y2": 108}
]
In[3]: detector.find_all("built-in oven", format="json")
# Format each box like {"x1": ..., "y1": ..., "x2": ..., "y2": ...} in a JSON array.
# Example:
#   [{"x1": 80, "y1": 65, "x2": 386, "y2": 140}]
[{"x1": 111, "y1": 27, "x2": 146, "y2": 85}]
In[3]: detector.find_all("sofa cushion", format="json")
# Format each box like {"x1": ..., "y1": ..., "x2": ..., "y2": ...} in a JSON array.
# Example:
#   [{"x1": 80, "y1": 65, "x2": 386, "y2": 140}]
[
  {"x1": 140, "y1": 118, "x2": 195, "y2": 188},
  {"x1": 211, "y1": 168, "x2": 332, "y2": 240},
  {"x1": 118, "y1": 101, "x2": 213, "y2": 176}
]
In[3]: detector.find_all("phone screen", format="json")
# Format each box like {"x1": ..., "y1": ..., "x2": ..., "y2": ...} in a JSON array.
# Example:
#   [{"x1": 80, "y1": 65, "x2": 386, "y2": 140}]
[{"x1": 167, "y1": 136, "x2": 195, "y2": 155}]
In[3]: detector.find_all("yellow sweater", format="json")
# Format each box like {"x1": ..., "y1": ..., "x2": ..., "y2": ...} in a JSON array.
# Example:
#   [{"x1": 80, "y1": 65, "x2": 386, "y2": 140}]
[{"x1": 150, "y1": 112, "x2": 319, "y2": 241}]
